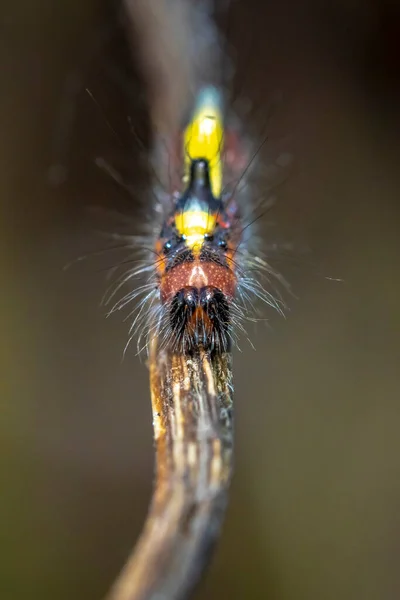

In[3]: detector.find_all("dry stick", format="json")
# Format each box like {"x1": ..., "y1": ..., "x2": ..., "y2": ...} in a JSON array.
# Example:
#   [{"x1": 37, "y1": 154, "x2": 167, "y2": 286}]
[{"x1": 107, "y1": 342, "x2": 234, "y2": 600}]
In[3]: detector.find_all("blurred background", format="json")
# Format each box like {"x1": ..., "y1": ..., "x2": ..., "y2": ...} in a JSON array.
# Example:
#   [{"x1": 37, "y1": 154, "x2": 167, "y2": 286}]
[{"x1": 2, "y1": 0, "x2": 400, "y2": 599}]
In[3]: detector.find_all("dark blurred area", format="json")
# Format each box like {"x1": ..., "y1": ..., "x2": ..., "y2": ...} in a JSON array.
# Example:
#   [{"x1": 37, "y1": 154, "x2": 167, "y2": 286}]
[{"x1": 2, "y1": 1, "x2": 400, "y2": 599}]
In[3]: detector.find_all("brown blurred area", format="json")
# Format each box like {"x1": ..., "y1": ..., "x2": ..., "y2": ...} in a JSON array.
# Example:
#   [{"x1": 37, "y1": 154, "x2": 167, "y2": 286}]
[{"x1": 2, "y1": 1, "x2": 400, "y2": 599}]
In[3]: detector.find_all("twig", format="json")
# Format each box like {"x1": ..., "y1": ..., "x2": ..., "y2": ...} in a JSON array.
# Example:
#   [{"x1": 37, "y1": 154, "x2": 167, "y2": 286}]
[{"x1": 106, "y1": 342, "x2": 234, "y2": 600}]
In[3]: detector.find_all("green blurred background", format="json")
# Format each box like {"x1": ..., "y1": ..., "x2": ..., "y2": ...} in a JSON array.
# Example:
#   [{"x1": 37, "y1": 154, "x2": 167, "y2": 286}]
[{"x1": 2, "y1": 1, "x2": 400, "y2": 599}]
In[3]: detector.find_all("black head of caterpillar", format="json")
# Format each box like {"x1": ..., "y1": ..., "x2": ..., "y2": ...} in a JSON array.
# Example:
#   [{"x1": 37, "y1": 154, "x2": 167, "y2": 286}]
[{"x1": 167, "y1": 286, "x2": 231, "y2": 354}]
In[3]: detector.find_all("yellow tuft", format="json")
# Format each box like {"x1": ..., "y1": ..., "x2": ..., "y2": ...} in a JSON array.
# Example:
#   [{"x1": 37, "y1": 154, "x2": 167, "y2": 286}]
[
  {"x1": 175, "y1": 210, "x2": 217, "y2": 250},
  {"x1": 183, "y1": 88, "x2": 224, "y2": 198}
]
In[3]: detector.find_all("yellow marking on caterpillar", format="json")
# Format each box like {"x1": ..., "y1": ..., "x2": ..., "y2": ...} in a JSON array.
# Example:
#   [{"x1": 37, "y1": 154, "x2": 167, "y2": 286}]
[
  {"x1": 183, "y1": 87, "x2": 224, "y2": 198},
  {"x1": 175, "y1": 210, "x2": 217, "y2": 251}
]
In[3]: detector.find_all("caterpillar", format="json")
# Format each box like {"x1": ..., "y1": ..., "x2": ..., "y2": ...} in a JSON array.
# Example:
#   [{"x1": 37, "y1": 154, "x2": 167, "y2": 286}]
[{"x1": 105, "y1": 86, "x2": 286, "y2": 357}]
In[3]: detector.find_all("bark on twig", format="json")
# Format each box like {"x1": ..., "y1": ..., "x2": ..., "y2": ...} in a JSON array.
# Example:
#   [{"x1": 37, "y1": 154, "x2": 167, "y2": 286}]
[{"x1": 107, "y1": 345, "x2": 234, "y2": 600}]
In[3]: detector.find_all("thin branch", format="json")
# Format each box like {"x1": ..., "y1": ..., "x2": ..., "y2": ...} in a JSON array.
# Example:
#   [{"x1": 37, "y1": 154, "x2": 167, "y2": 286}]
[{"x1": 106, "y1": 343, "x2": 234, "y2": 600}]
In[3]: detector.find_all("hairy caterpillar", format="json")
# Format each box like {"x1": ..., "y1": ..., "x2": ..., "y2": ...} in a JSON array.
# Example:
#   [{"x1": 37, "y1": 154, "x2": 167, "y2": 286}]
[{"x1": 104, "y1": 86, "x2": 287, "y2": 357}]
